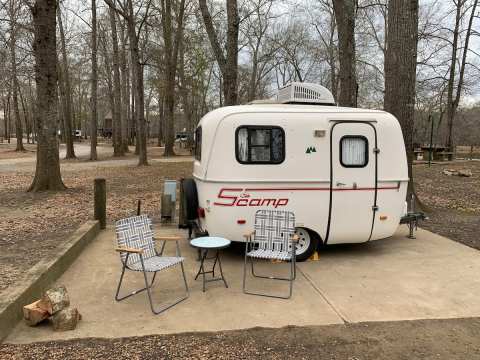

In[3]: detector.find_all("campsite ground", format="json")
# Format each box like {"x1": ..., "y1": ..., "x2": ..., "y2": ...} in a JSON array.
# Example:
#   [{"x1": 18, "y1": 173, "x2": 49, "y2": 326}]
[
  {"x1": 1, "y1": 317, "x2": 480, "y2": 359},
  {"x1": 413, "y1": 160, "x2": 480, "y2": 249},
  {"x1": 1, "y1": 141, "x2": 479, "y2": 358}
]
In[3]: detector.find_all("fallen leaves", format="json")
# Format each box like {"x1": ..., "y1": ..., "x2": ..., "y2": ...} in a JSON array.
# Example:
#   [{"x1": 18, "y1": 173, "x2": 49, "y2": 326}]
[{"x1": 0, "y1": 160, "x2": 193, "y2": 295}]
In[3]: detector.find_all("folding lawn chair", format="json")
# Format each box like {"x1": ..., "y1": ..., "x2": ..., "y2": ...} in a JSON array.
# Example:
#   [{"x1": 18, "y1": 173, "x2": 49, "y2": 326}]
[
  {"x1": 243, "y1": 209, "x2": 298, "y2": 299},
  {"x1": 115, "y1": 214, "x2": 189, "y2": 314}
]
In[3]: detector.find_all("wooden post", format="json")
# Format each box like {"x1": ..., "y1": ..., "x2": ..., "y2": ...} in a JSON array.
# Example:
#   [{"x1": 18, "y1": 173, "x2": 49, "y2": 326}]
[{"x1": 94, "y1": 178, "x2": 106, "y2": 229}]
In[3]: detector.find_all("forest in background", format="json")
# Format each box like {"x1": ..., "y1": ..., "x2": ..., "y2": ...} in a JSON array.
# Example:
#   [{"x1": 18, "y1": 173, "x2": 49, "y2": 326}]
[{"x1": 0, "y1": 0, "x2": 478, "y2": 190}]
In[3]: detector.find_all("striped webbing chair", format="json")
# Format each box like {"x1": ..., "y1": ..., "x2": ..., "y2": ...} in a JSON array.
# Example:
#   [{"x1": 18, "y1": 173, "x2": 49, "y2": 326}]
[
  {"x1": 115, "y1": 214, "x2": 189, "y2": 314},
  {"x1": 243, "y1": 209, "x2": 298, "y2": 299}
]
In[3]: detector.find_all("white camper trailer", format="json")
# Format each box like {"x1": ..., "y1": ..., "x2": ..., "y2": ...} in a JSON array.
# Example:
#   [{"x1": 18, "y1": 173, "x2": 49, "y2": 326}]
[{"x1": 185, "y1": 83, "x2": 408, "y2": 260}]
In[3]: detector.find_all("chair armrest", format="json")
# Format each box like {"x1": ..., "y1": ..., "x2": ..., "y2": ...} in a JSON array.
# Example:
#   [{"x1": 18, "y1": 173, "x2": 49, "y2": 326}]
[
  {"x1": 154, "y1": 235, "x2": 183, "y2": 242},
  {"x1": 115, "y1": 247, "x2": 143, "y2": 254},
  {"x1": 243, "y1": 230, "x2": 255, "y2": 240},
  {"x1": 291, "y1": 234, "x2": 300, "y2": 243}
]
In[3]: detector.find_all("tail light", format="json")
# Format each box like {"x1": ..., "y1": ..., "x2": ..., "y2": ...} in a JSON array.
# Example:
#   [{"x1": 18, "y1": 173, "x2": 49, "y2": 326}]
[{"x1": 197, "y1": 207, "x2": 206, "y2": 218}]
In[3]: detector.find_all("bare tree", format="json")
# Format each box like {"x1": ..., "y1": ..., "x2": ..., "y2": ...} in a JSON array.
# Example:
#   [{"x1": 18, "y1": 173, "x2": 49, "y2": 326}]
[
  {"x1": 108, "y1": 3, "x2": 125, "y2": 156},
  {"x1": 445, "y1": 0, "x2": 478, "y2": 151},
  {"x1": 104, "y1": 0, "x2": 150, "y2": 165},
  {"x1": 29, "y1": 0, "x2": 66, "y2": 191},
  {"x1": 161, "y1": 0, "x2": 186, "y2": 156},
  {"x1": 7, "y1": 0, "x2": 26, "y2": 151},
  {"x1": 243, "y1": 0, "x2": 277, "y2": 102},
  {"x1": 332, "y1": 0, "x2": 357, "y2": 107},
  {"x1": 89, "y1": 0, "x2": 98, "y2": 160},
  {"x1": 57, "y1": 3, "x2": 76, "y2": 158},
  {"x1": 384, "y1": 0, "x2": 418, "y2": 198},
  {"x1": 118, "y1": 14, "x2": 130, "y2": 152},
  {"x1": 312, "y1": 0, "x2": 338, "y2": 100},
  {"x1": 199, "y1": 0, "x2": 239, "y2": 105}
]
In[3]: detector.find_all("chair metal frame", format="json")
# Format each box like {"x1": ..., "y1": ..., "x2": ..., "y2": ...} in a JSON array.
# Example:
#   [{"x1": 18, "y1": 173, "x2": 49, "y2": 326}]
[
  {"x1": 242, "y1": 210, "x2": 298, "y2": 299},
  {"x1": 115, "y1": 215, "x2": 189, "y2": 315}
]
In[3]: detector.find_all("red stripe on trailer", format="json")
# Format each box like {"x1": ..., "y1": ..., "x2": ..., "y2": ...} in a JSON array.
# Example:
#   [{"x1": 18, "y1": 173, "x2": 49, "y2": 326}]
[{"x1": 244, "y1": 185, "x2": 400, "y2": 192}]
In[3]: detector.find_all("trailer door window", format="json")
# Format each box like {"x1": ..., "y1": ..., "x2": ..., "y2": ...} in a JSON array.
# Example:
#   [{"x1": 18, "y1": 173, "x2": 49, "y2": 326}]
[
  {"x1": 340, "y1": 136, "x2": 368, "y2": 167},
  {"x1": 194, "y1": 127, "x2": 202, "y2": 161},
  {"x1": 236, "y1": 126, "x2": 285, "y2": 164}
]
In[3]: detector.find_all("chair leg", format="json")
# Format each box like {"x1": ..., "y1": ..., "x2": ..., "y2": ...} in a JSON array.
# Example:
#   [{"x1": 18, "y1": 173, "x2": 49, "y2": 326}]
[
  {"x1": 242, "y1": 252, "x2": 248, "y2": 294},
  {"x1": 142, "y1": 264, "x2": 190, "y2": 315},
  {"x1": 116, "y1": 260, "x2": 188, "y2": 315},
  {"x1": 243, "y1": 256, "x2": 296, "y2": 299},
  {"x1": 115, "y1": 263, "x2": 156, "y2": 302},
  {"x1": 180, "y1": 261, "x2": 189, "y2": 295},
  {"x1": 250, "y1": 256, "x2": 295, "y2": 281}
]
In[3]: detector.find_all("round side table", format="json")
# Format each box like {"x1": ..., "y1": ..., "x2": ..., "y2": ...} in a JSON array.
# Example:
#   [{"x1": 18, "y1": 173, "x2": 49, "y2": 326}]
[{"x1": 190, "y1": 236, "x2": 231, "y2": 292}]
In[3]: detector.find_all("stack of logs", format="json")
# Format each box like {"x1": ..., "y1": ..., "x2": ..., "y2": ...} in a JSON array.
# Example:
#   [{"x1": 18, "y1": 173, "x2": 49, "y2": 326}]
[{"x1": 23, "y1": 285, "x2": 82, "y2": 331}]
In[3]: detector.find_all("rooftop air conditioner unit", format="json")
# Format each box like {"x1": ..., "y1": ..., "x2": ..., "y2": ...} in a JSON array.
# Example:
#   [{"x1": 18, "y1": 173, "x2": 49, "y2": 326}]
[{"x1": 277, "y1": 82, "x2": 336, "y2": 105}]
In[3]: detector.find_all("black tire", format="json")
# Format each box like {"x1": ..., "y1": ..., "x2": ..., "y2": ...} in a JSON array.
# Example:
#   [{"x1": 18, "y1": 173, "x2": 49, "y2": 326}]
[
  {"x1": 182, "y1": 178, "x2": 199, "y2": 221},
  {"x1": 294, "y1": 228, "x2": 320, "y2": 262}
]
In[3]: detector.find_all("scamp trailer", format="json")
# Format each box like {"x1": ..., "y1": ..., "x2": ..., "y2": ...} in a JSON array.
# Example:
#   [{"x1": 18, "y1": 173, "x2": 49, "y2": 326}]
[{"x1": 183, "y1": 83, "x2": 408, "y2": 261}]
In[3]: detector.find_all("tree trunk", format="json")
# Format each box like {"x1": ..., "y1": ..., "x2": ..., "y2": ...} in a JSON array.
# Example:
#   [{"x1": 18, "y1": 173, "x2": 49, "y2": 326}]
[
  {"x1": 446, "y1": 0, "x2": 478, "y2": 151},
  {"x1": 3, "y1": 97, "x2": 8, "y2": 141},
  {"x1": 103, "y1": 40, "x2": 116, "y2": 150},
  {"x1": 29, "y1": 0, "x2": 66, "y2": 192},
  {"x1": 90, "y1": 0, "x2": 98, "y2": 160},
  {"x1": 332, "y1": 0, "x2": 357, "y2": 107},
  {"x1": 384, "y1": 0, "x2": 418, "y2": 200},
  {"x1": 161, "y1": 0, "x2": 185, "y2": 157},
  {"x1": 119, "y1": 17, "x2": 130, "y2": 151},
  {"x1": 157, "y1": 94, "x2": 164, "y2": 146},
  {"x1": 224, "y1": 0, "x2": 239, "y2": 105},
  {"x1": 199, "y1": 0, "x2": 239, "y2": 106},
  {"x1": 9, "y1": 19, "x2": 25, "y2": 151},
  {"x1": 19, "y1": 86, "x2": 31, "y2": 144},
  {"x1": 57, "y1": 5, "x2": 76, "y2": 158},
  {"x1": 5, "y1": 92, "x2": 11, "y2": 143},
  {"x1": 124, "y1": 0, "x2": 147, "y2": 165},
  {"x1": 109, "y1": 5, "x2": 124, "y2": 156}
]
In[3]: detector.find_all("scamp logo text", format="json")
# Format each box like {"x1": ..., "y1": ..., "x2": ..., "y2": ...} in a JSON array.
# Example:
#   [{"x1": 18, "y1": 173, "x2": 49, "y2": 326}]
[{"x1": 213, "y1": 189, "x2": 289, "y2": 208}]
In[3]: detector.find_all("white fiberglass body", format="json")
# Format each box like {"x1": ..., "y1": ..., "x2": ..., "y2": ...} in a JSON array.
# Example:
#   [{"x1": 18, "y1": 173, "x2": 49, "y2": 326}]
[{"x1": 192, "y1": 99, "x2": 408, "y2": 249}]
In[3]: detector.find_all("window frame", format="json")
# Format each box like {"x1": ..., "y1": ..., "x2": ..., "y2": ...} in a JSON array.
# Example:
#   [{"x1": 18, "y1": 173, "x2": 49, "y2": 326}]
[
  {"x1": 235, "y1": 125, "x2": 286, "y2": 165},
  {"x1": 194, "y1": 126, "x2": 202, "y2": 161},
  {"x1": 339, "y1": 135, "x2": 369, "y2": 168}
]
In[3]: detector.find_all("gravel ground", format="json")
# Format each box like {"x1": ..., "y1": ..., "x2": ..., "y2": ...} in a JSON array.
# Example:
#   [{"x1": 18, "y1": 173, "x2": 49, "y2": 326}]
[
  {"x1": 1, "y1": 318, "x2": 480, "y2": 359},
  {"x1": 413, "y1": 161, "x2": 480, "y2": 249}
]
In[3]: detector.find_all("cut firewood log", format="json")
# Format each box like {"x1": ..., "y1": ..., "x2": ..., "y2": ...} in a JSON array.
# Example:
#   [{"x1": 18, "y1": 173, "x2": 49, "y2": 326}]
[
  {"x1": 51, "y1": 308, "x2": 82, "y2": 331},
  {"x1": 23, "y1": 300, "x2": 49, "y2": 326},
  {"x1": 38, "y1": 285, "x2": 70, "y2": 315}
]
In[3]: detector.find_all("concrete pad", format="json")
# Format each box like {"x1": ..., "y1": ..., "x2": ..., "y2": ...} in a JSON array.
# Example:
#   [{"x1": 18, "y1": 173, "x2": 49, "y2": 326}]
[
  {"x1": 6, "y1": 225, "x2": 480, "y2": 343},
  {"x1": 6, "y1": 226, "x2": 341, "y2": 343},
  {"x1": 298, "y1": 227, "x2": 480, "y2": 323}
]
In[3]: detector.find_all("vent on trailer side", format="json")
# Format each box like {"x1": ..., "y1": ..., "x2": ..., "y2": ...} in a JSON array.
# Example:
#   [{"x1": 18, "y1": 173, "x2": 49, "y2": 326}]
[{"x1": 277, "y1": 82, "x2": 336, "y2": 105}]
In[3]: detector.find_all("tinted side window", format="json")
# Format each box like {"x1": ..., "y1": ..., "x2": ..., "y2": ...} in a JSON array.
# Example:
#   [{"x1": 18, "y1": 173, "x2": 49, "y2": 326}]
[
  {"x1": 236, "y1": 126, "x2": 285, "y2": 164},
  {"x1": 194, "y1": 127, "x2": 202, "y2": 161}
]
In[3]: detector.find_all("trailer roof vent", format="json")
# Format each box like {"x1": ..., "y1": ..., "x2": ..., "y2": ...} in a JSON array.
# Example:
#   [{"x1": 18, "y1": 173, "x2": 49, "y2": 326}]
[{"x1": 277, "y1": 82, "x2": 336, "y2": 105}]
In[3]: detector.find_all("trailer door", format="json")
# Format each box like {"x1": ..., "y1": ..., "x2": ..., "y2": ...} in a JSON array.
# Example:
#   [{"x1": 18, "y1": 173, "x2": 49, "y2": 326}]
[{"x1": 328, "y1": 122, "x2": 377, "y2": 243}]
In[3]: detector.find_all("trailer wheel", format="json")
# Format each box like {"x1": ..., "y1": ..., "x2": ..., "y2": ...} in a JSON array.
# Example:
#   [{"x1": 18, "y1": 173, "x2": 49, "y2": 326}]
[
  {"x1": 182, "y1": 178, "x2": 199, "y2": 221},
  {"x1": 293, "y1": 228, "x2": 318, "y2": 262}
]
